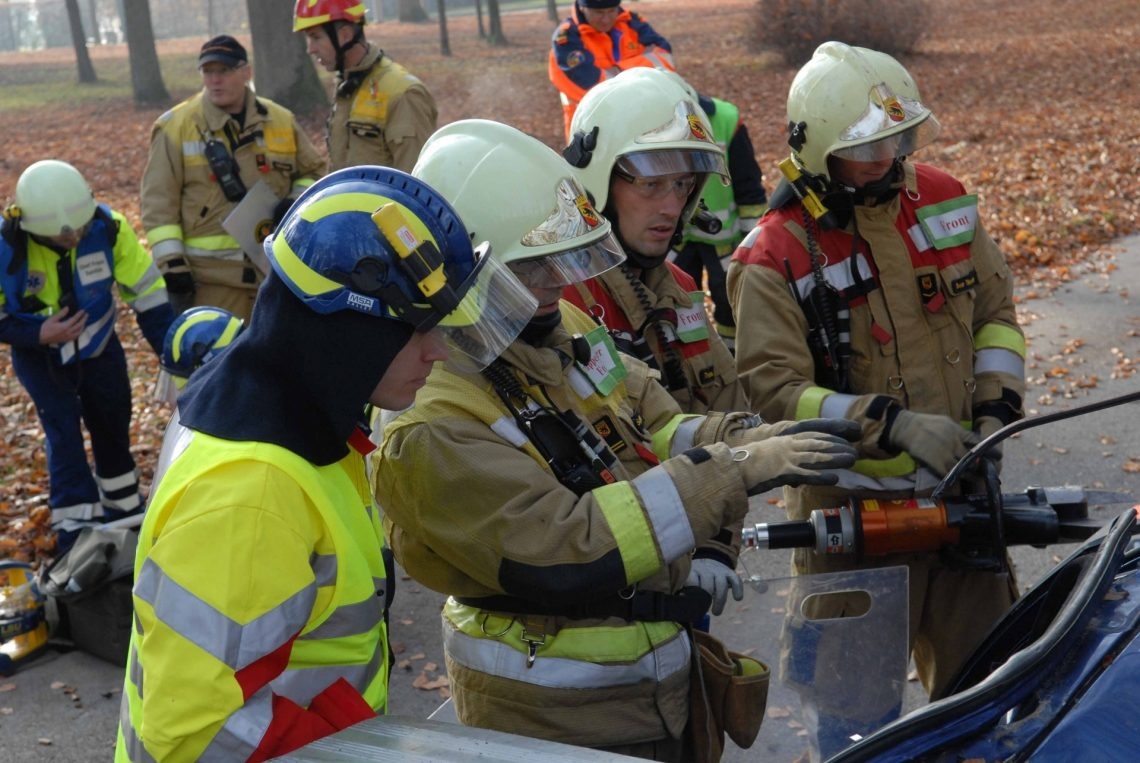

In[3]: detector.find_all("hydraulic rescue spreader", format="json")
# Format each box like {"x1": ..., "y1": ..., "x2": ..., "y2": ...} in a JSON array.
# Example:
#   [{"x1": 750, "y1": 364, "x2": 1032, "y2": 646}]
[
  {"x1": 742, "y1": 486, "x2": 1134, "y2": 563},
  {"x1": 743, "y1": 389, "x2": 1140, "y2": 566}
]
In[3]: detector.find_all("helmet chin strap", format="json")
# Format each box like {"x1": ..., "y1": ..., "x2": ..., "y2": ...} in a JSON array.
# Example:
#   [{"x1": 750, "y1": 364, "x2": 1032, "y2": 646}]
[
  {"x1": 325, "y1": 21, "x2": 366, "y2": 79},
  {"x1": 837, "y1": 158, "x2": 905, "y2": 205}
]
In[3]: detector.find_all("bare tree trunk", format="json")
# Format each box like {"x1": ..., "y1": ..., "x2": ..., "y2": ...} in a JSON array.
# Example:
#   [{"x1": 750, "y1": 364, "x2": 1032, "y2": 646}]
[
  {"x1": 486, "y1": 0, "x2": 506, "y2": 46},
  {"x1": 121, "y1": 0, "x2": 169, "y2": 103},
  {"x1": 64, "y1": 0, "x2": 97, "y2": 82},
  {"x1": 474, "y1": 0, "x2": 485, "y2": 38},
  {"x1": 436, "y1": 0, "x2": 450, "y2": 56},
  {"x1": 397, "y1": 0, "x2": 428, "y2": 23},
  {"x1": 547, "y1": 0, "x2": 558, "y2": 23},
  {"x1": 85, "y1": 0, "x2": 100, "y2": 43},
  {"x1": 246, "y1": 0, "x2": 327, "y2": 116}
]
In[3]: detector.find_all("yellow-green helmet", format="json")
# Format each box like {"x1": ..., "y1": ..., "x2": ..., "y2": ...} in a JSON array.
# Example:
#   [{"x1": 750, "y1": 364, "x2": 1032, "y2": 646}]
[
  {"x1": 12, "y1": 160, "x2": 96, "y2": 238},
  {"x1": 786, "y1": 41, "x2": 941, "y2": 182},
  {"x1": 565, "y1": 67, "x2": 728, "y2": 216},
  {"x1": 413, "y1": 119, "x2": 624, "y2": 290}
]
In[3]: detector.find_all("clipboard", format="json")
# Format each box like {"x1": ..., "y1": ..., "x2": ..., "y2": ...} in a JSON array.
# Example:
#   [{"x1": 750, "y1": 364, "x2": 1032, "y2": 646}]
[{"x1": 222, "y1": 180, "x2": 280, "y2": 276}]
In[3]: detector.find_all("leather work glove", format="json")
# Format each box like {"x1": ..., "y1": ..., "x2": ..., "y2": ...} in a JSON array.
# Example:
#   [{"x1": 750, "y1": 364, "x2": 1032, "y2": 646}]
[
  {"x1": 733, "y1": 417, "x2": 862, "y2": 447},
  {"x1": 159, "y1": 256, "x2": 196, "y2": 315},
  {"x1": 686, "y1": 558, "x2": 743, "y2": 616},
  {"x1": 887, "y1": 409, "x2": 980, "y2": 477},
  {"x1": 732, "y1": 433, "x2": 859, "y2": 496},
  {"x1": 973, "y1": 415, "x2": 1005, "y2": 473}
]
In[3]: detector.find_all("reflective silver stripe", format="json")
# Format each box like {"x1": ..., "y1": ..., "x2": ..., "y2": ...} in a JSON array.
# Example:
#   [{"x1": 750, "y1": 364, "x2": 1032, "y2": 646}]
[
  {"x1": 310, "y1": 552, "x2": 338, "y2": 587},
  {"x1": 908, "y1": 222, "x2": 933, "y2": 252},
  {"x1": 150, "y1": 239, "x2": 184, "y2": 259},
  {"x1": 61, "y1": 305, "x2": 115, "y2": 362},
  {"x1": 100, "y1": 470, "x2": 138, "y2": 492},
  {"x1": 444, "y1": 624, "x2": 689, "y2": 689},
  {"x1": 51, "y1": 502, "x2": 103, "y2": 521},
  {"x1": 820, "y1": 392, "x2": 859, "y2": 420},
  {"x1": 669, "y1": 416, "x2": 704, "y2": 457},
  {"x1": 974, "y1": 347, "x2": 1025, "y2": 377},
  {"x1": 129, "y1": 263, "x2": 165, "y2": 294},
  {"x1": 102, "y1": 491, "x2": 141, "y2": 512},
  {"x1": 119, "y1": 692, "x2": 158, "y2": 763},
  {"x1": 793, "y1": 251, "x2": 874, "y2": 298},
  {"x1": 131, "y1": 288, "x2": 170, "y2": 313},
  {"x1": 184, "y1": 245, "x2": 243, "y2": 261},
  {"x1": 182, "y1": 140, "x2": 205, "y2": 157},
  {"x1": 641, "y1": 50, "x2": 675, "y2": 69},
  {"x1": 269, "y1": 643, "x2": 385, "y2": 706},
  {"x1": 489, "y1": 415, "x2": 529, "y2": 448},
  {"x1": 632, "y1": 466, "x2": 694, "y2": 563},
  {"x1": 196, "y1": 690, "x2": 271, "y2": 761},
  {"x1": 301, "y1": 583, "x2": 384, "y2": 640},
  {"x1": 129, "y1": 644, "x2": 144, "y2": 698},
  {"x1": 134, "y1": 557, "x2": 317, "y2": 670}
]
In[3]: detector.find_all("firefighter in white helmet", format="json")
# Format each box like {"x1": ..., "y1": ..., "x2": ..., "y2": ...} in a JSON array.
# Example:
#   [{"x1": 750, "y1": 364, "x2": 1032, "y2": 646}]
[
  {"x1": 727, "y1": 42, "x2": 1025, "y2": 701},
  {"x1": 0, "y1": 160, "x2": 174, "y2": 552},
  {"x1": 371, "y1": 119, "x2": 862, "y2": 759},
  {"x1": 562, "y1": 67, "x2": 746, "y2": 419}
]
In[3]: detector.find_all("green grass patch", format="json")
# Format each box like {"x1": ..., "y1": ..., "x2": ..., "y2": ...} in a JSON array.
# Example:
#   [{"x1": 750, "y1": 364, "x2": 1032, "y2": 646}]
[{"x1": 0, "y1": 51, "x2": 202, "y2": 110}]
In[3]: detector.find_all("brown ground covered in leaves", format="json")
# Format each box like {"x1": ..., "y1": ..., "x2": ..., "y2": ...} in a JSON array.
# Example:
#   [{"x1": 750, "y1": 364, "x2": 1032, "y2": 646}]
[{"x1": 1, "y1": 0, "x2": 1138, "y2": 561}]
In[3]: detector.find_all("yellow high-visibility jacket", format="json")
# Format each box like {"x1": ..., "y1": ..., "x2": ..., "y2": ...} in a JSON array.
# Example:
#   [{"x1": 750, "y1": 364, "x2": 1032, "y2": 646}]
[{"x1": 117, "y1": 430, "x2": 388, "y2": 762}]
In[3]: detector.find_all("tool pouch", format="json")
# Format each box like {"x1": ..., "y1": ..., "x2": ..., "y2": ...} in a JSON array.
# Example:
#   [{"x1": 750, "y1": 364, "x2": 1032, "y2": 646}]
[{"x1": 687, "y1": 628, "x2": 770, "y2": 761}]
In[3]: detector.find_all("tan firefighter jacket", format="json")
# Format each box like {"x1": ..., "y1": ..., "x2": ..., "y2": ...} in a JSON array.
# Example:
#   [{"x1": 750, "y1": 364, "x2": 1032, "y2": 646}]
[
  {"x1": 371, "y1": 301, "x2": 765, "y2": 748},
  {"x1": 140, "y1": 89, "x2": 323, "y2": 289},
  {"x1": 563, "y1": 261, "x2": 747, "y2": 415},
  {"x1": 728, "y1": 161, "x2": 1025, "y2": 517},
  {"x1": 327, "y1": 46, "x2": 437, "y2": 172}
]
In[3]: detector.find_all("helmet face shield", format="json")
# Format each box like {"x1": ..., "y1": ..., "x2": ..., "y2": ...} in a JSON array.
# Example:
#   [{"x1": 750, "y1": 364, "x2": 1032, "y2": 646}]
[
  {"x1": 434, "y1": 245, "x2": 538, "y2": 372},
  {"x1": 830, "y1": 115, "x2": 942, "y2": 164},
  {"x1": 507, "y1": 232, "x2": 624, "y2": 289},
  {"x1": 616, "y1": 148, "x2": 729, "y2": 185}
]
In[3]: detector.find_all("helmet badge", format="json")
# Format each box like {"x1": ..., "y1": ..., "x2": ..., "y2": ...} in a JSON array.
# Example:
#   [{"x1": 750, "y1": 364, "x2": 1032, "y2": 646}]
[
  {"x1": 576, "y1": 194, "x2": 601, "y2": 228},
  {"x1": 884, "y1": 95, "x2": 906, "y2": 122},
  {"x1": 686, "y1": 113, "x2": 710, "y2": 142}
]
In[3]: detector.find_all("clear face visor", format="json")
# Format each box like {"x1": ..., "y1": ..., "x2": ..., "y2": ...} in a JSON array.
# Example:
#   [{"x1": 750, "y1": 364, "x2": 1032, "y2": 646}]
[
  {"x1": 506, "y1": 231, "x2": 625, "y2": 289},
  {"x1": 433, "y1": 244, "x2": 538, "y2": 372},
  {"x1": 153, "y1": 369, "x2": 186, "y2": 405},
  {"x1": 830, "y1": 86, "x2": 942, "y2": 164},
  {"x1": 616, "y1": 148, "x2": 729, "y2": 186}
]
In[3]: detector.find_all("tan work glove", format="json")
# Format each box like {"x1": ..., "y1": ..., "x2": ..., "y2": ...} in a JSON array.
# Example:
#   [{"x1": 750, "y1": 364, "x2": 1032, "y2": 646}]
[
  {"x1": 887, "y1": 410, "x2": 979, "y2": 477},
  {"x1": 732, "y1": 432, "x2": 859, "y2": 496},
  {"x1": 727, "y1": 417, "x2": 863, "y2": 447}
]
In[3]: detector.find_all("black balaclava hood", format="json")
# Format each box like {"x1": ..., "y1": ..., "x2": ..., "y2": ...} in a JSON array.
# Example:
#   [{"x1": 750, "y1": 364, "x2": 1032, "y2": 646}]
[
  {"x1": 518, "y1": 309, "x2": 563, "y2": 345},
  {"x1": 178, "y1": 272, "x2": 414, "y2": 466}
]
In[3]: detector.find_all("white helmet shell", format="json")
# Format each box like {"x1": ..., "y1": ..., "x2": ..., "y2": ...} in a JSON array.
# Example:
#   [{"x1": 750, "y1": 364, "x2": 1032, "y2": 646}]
[
  {"x1": 566, "y1": 67, "x2": 729, "y2": 213},
  {"x1": 413, "y1": 119, "x2": 624, "y2": 288},
  {"x1": 786, "y1": 41, "x2": 941, "y2": 181},
  {"x1": 14, "y1": 160, "x2": 97, "y2": 238}
]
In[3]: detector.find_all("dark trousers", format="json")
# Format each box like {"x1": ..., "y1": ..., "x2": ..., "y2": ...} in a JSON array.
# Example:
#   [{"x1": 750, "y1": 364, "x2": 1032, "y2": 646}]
[{"x1": 12, "y1": 334, "x2": 136, "y2": 511}]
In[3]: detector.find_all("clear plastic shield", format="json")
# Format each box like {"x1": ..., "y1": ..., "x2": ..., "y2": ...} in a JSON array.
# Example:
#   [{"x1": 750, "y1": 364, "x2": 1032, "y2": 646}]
[{"x1": 712, "y1": 563, "x2": 909, "y2": 762}]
